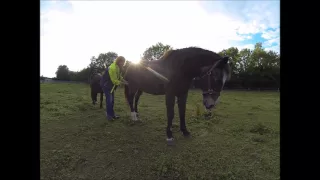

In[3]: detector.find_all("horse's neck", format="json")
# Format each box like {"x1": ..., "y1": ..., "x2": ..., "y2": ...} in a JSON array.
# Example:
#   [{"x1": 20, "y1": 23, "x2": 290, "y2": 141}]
[
  {"x1": 178, "y1": 58, "x2": 213, "y2": 78},
  {"x1": 148, "y1": 61, "x2": 169, "y2": 75},
  {"x1": 122, "y1": 64, "x2": 132, "y2": 79}
]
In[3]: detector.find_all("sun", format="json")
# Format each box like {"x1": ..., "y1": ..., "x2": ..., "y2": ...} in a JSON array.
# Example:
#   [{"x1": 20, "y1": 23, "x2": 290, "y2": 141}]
[{"x1": 131, "y1": 59, "x2": 141, "y2": 64}]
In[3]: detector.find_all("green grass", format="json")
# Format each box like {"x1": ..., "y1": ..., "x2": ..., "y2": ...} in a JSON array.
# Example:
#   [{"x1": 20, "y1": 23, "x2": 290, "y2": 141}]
[{"x1": 40, "y1": 83, "x2": 280, "y2": 180}]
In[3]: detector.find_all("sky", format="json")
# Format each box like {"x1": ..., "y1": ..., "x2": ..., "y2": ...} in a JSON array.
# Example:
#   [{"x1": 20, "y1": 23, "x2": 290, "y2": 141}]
[{"x1": 41, "y1": 0, "x2": 280, "y2": 78}]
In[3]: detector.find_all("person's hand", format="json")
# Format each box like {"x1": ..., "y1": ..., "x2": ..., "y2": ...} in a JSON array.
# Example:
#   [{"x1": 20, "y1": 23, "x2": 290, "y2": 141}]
[{"x1": 121, "y1": 80, "x2": 129, "y2": 85}]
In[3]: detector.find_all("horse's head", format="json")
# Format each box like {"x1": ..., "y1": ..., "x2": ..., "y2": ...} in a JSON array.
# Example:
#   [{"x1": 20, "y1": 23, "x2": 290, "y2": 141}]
[{"x1": 197, "y1": 57, "x2": 231, "y2": 110}]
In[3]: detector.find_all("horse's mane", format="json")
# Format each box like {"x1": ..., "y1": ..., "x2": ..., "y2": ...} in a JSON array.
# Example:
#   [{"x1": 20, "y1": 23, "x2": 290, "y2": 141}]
[
  {"x1": 158, "y1": 49, "x2": 174, "y2": 60},
  {"x1": 156, "y1": 47, "x2": 226, "y2": 76},
  {"x1": 158, "y1": 47, "x2": 222, "y2": 62}
]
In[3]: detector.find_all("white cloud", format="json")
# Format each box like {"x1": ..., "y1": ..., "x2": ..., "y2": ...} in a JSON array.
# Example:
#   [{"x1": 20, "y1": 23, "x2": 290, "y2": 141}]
[
  {"x1": 261, "y1": 28, "x2": 279, "y2": 40},
  {"x1": 265, "y1": 45, "x2": 280, "y2": 53},
  {"x1": 264, "y1": 37, "x2": 280, "y2": 47},
  {"x1": 199, "y1": 1, "x2": 279, "y2": 34},
  {"x1": 40, "y1": 0, "x2": 279, "y2": 77}
]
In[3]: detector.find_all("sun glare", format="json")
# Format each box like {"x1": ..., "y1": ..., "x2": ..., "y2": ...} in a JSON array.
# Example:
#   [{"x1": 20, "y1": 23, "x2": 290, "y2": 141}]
[{"x1": 131, "y1": 59, "x2": 141, "y2": 64}]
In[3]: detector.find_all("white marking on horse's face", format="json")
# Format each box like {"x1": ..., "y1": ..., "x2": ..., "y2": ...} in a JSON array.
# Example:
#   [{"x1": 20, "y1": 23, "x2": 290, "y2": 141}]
[
  {"x1": 215, "y1": 97, "x2": 220, "y2": 106},
  {"x1": 222, "y1": 70, "x2": 228, "y2": 87},
  {"x1": 210, "y1": 70, "x2": 226, "y2": 107}
]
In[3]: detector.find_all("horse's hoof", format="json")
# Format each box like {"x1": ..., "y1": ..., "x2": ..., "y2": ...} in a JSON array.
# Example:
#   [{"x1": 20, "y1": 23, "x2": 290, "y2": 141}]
[
  {"x1": 204, "y1": 112, "x2": 212, "y2": 118},
  {"x1": 181, "y1": 129, "x2": 191, "y2": 137},
  {"x1": 167, "y1": 138, "x2": 175, "y2": 146}
]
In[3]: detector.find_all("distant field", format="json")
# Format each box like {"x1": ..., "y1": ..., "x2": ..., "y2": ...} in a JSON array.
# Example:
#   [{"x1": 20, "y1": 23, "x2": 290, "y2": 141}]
[{"x1": 40, "y1": 83, "x2": 280, "y2": 180}]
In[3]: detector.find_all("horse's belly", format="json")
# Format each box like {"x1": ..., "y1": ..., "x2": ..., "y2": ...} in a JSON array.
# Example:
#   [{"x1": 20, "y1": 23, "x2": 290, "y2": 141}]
[
  {"x1": 134, "y1": 78, "x2": 166, "y2": 95},
  {"x1": 141, "y1": 84, "x2": 166, "y2": 95},
  {"x1": 126, "y1": 67, "x2": 168, "y2": 95}
]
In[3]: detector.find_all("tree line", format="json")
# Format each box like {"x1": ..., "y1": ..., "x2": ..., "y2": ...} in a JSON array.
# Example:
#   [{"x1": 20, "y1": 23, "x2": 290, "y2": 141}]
[{"x1": 47, "y1": 42, "x2": 280, "y2": 90}]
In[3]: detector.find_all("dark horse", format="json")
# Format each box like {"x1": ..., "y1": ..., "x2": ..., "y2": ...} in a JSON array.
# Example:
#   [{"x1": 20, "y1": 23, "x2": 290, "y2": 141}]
[
  {"x1": 90, "y1": 74, "x2": 104, "y2": 108},
  {"x1": 122, "y1": 47, "x2": 231, "y2": 145}
]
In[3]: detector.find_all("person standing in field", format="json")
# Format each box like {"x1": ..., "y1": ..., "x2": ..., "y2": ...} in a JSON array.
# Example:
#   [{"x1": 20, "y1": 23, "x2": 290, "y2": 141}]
[{"x1": 100, "y1": 56, "x2": 128, "y2": 120}]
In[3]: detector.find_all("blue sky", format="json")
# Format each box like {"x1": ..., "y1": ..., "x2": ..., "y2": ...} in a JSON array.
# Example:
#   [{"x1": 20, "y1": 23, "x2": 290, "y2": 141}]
[
  {"x1": 238, "y1": 29, "x2": 275, "y2": 47},
  {"x1": 40, "y1": 0, "x2": 280, "y2": 77}
]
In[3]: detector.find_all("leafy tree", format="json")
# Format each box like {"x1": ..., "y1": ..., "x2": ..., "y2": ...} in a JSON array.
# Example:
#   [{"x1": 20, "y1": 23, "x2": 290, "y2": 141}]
[
  {"x1": 216, "y1": 42, "x2": 280, "y2": 89},
  {"x1": 238, "y1": 48, "x2": 252, "y2": 73},
  {"x1": 260, "y1": 50, "x2": 280, "y2": 87},
  {"x1": 89, "y1": 56, "x2": 98, "y2": 79},
  {"x1": 69, "y1": 71, "x2": 77, "y2": 81},
  {"x1": 67, "y1": 67, "x2": 91, "y2": 83},
  {"x1": 98, "y1": 52, "x2": 118, "y2": 70},
  {"x1": 55, "y1": 65, "x2": 70, "y2": 80},
  {"x1": 221, "y1": 47, "x2": 240, "y2": 75},
  {"x1": 265, "y1": 50, "x2": 280, "y2": 69},
  {"x1": 142, "y1": 42, "x2": 172, "y2": 61},
  {"x1": 89, "y1": 52, "x2": 118, "y2": 74},
  {"x1": 77, "y1": 67, "x2": 91, "y2": 83},
  {"x1": 250, "y1": 43, "x2": 266, "y2": 70}
]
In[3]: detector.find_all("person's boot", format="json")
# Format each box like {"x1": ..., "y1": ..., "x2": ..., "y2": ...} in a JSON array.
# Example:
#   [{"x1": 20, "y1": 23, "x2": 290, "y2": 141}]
[
  {"x1": 106, "y1": 113, "x2": 114, "y2": 121},
  {"x1": 113, "y1": 115, "x2": 120, "y2": 119}
]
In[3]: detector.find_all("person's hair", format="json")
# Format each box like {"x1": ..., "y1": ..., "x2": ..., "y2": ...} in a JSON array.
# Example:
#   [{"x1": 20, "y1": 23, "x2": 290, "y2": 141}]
[{"x1": 115, "y1": 56, "x2": 126, "y2": 65}]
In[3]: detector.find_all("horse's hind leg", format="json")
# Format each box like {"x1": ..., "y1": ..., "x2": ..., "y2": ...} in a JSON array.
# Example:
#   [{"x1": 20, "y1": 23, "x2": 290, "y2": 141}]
[
  {"x1": 134, "y1": 90, "x2": 143, "y2": 117},
  {"x1": 99, "y1": 92, "x2": 103, "y2": 109},
  {"x1": 177, "y1": 92, "x2": 190, "y2": 137},
  {"x1": 165, "y1": 93, "x2": 175, "y2": 145},
  {"x1": 91, "y1": 88, "x2": 97, "y2": 105}
]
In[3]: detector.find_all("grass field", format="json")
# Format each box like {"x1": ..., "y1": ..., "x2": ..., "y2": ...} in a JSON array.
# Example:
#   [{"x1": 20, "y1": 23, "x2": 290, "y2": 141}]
[{"x1": 40, "y1": 83, "x2": 280, "y2": 180}]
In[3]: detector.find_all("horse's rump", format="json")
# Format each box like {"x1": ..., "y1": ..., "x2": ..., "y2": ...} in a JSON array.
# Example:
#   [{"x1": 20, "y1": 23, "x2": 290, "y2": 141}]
[{"x1": 90, "y1": 74, "x2": 103, "y2": 93}]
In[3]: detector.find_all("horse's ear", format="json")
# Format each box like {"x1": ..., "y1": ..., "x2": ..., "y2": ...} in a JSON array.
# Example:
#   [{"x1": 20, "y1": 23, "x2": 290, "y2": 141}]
[
  {"x1": 215, "y1": 56, "x2": 229, "y2": 69},
  {"x1": 222, "y1": 56, "x2": 229, "y2": 64}
]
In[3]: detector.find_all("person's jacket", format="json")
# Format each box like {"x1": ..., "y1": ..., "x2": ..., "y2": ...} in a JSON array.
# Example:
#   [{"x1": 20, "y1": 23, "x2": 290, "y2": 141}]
[{"x1": 100, "y1": 62, "x2": 123, "y2": 91}]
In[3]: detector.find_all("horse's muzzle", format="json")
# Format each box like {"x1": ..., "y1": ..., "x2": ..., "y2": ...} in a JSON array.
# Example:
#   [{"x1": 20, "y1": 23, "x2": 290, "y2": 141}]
[{"x1": 205, "y1": 104, "x2": 215, "y2": 109}]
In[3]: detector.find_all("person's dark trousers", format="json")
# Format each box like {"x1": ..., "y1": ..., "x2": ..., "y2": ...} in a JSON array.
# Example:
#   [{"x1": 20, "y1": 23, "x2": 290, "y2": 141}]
[{"x1": 102, "y1": 86, "x2": 115, "y2": 120}]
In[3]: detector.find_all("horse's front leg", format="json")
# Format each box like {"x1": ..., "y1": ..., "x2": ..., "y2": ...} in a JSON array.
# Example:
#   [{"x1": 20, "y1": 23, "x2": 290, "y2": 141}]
[
  {"x1": 128, "y1": 93, "x2": 138, "y2": 121},
  {"x1": 124, "y1": 85, "x2": 138, "y2": 121},
  {"x1": 134, "y1": 90, "x2": 143, "y2": 118},
  {"x1": 177, "y1": 93, "x2": 190, "y2": 137},
  {"x1": 165, "y1": 93, "x2": 175, "y2": 145}
]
